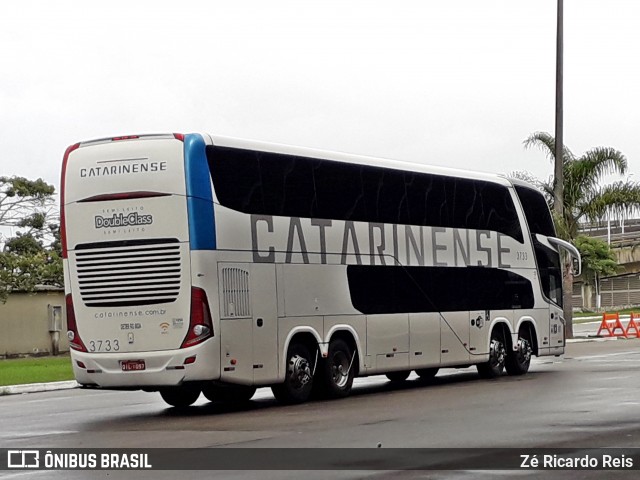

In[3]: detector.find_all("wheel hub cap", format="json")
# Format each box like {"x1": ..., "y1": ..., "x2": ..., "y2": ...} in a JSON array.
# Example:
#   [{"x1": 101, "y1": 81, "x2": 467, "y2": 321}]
[{"x1": 289, "y1": 355, "x2": 311, "y2": 388}]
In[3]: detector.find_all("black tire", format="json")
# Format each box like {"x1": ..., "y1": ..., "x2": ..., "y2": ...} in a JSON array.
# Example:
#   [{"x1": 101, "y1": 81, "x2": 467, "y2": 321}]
[
  {"x1": 202, "y1": 384, "x2": 256, "y2": 403},
  {"x1": 159, "y1": 385, "x2": 201, "y2": 408},
  {"x1": 271, "y1": 343, "x2": 315, "y2": 404},
  {"x1": 385, "y1": 370, "x2": 410, "y2": 382},
  {"x1": 318, "y1": 338, "x2": 356, "y2": 398},
  {"x1": 477, "y1": 331, "x2": 507, "y2": 379},
  {"x1": 415, "y1": 367, "x2": 439, "y2": 380},
  {"x1": 505, "y1": 335, "x2": 532, "y2": 376}
]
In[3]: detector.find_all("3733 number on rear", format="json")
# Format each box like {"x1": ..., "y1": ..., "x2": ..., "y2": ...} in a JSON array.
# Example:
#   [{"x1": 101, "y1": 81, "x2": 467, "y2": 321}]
[{"x1": 88, "y1": 339, "x2": 120, "y2": 352}]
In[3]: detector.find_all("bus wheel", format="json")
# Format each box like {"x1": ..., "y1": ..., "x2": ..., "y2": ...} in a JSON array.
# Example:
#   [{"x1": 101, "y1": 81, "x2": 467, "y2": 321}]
[
  {"x1": 202, "y1": 384, "x2": 256, "y2": 403},
  {"x1": 272, "y1": 343, "x2": 315, "y2": 404},
  {"x1": 505, "y1": 336, "x2": 532, "y2": 376},
  {"x1": 415, "y1": 367, "x2": 439, "y2": 381},
  {"x1": 477, "y1": 333, "x2": 506, "y2": 379},
  {"x1": 320, "y1": 338, "x2": 355, "y2": 398},
  {"x1": 159, "y1": 385, "x2": 201, "y2": 408},
  {"x1": 385, "y1": 371, "x2": 410, "y2": 382}
]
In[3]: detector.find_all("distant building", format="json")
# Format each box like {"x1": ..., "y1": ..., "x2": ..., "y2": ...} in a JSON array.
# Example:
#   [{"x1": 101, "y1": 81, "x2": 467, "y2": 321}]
[{"x1": 0, "y1": 286, "x2": 67, "y2": 358}]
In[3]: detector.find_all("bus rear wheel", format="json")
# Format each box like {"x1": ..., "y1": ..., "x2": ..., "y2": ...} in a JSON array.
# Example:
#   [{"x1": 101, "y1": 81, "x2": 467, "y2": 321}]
[
  {"x1": 385, "y1": 371, "x2": 410, "y2": 382},
  {"x1": 202, "y1": 384, "x2": 256, "y2": 403},
  {"x1": 272, "y1": 343, "x2": 315, "y2": 404},
  {"x1": 477, "y1": 333, "x2": 506, "y2": 379},
  {"x1": 318, "y1": 338, "x2": 355, "y2": 398},
  {"x1": 505, "y1": 336, "x2": 532, "y2": 376},
  {"x1": 159, "y1": 385, "x2": 201, "y2": 408}
]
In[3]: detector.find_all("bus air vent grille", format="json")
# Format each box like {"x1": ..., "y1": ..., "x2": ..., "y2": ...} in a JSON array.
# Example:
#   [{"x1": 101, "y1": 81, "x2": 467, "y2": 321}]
[
  {"x1": 73, "y1": 238, "x2": 182, "y2": 307},
  {"x1": 221, "y1": 267, "x2": 251, "y2": 318}
]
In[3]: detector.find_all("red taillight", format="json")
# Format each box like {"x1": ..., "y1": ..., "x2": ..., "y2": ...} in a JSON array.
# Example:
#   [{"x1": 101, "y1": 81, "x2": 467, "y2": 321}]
[
  {"x1": 60, "y1": 143, "x2": 80, "y2": 259},
  {"x1": 66, "y1": 294, "x2": 87, "y2": 352},
  {"x1": 173, "y1": 133, "x2": 185, "y2": 142},
  {"x1": 181, "y1": 287, "x2": 213, "y2": 348}
]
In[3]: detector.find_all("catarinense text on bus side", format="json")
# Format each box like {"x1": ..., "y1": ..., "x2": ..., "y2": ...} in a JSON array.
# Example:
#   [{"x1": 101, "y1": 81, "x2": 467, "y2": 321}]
[{"x1": 249, "y1": 215, "x2": 523, "y2": 268}]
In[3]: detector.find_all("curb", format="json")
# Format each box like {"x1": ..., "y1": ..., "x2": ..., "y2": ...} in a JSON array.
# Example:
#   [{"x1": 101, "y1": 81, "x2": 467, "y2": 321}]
[
  {"x1": 567, "y1": 337, "x2": 618, "y2": 343},
  {"x1": 0, "y1": 380, "x2": 79, "y2": 396}
]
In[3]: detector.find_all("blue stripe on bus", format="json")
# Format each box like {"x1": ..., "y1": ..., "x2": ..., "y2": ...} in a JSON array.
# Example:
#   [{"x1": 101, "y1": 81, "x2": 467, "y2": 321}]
[{"x1": 184, "y1": 133, "x2": 216, "y2": 250}]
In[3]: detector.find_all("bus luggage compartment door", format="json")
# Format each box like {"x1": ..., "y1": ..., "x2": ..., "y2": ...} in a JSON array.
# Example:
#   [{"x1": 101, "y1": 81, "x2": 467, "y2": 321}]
[{"x1": 249, "y1": 264, "x2": 278, "y2": 383}]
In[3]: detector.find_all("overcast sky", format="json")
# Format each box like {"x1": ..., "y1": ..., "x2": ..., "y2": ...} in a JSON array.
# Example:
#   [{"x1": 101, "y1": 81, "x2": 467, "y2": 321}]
[{"x1": 1, "y1": 0, "x2": 639, "y2": 200}]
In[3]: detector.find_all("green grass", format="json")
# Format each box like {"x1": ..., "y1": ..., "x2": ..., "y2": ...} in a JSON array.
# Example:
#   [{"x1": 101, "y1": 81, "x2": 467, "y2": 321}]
[{"x1": 0, "y1": 355, "x2": 74, "y2": 387}]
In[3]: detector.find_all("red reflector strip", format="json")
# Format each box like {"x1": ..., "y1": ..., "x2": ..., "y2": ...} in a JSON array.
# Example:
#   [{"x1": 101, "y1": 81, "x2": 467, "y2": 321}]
[
  {"x1": 183, "y1": 356, "x2": 196, "y2": 365},
  {"x1": 112, "y1": 135, "x2": 139, "y2": 141},
  {"x1": 78, "y1": 191, "x2": 170, "y2": 203},
  {"x1": 60, "y1": 142, "x2": 81, "y2": 259}
]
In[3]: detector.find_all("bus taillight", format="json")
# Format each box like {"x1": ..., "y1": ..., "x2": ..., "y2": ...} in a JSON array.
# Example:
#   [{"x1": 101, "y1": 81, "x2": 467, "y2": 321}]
[
  {"x1": 181, "y1": 287, "x2": 213, "y2": 348},
  {"x1": 66, "y1": 294, "x2": 87, "y2": 352}
]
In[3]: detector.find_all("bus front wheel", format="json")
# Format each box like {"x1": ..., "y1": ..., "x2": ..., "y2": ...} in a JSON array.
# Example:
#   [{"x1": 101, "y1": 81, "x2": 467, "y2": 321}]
[
  {"x1": 477, "y1": 333, "x2": 506, "y2": 379},
  {"x1": 272, "y1": 343, "x2": 315, "y2": 404},
  {"x1": 415, "y1": 367, "x2": 439, "y2": 381},
  {"x1": 385, "y1": 371, "x2": 410, "y2": 382},
  {"x1": 159, "y1": 385, "x2": 201, "y2": 408}
]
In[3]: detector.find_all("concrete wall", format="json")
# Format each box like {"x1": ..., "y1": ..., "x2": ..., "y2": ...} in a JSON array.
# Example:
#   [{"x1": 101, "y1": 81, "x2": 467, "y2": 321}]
[{"x1": 0, "y1": 290, "x2": 69, "y2": 357}]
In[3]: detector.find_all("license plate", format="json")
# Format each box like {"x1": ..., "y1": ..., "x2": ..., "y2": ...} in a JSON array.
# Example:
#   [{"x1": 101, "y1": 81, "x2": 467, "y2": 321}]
[{"x1": 121, "y1": 360, "x2": 145, "y2": 371}]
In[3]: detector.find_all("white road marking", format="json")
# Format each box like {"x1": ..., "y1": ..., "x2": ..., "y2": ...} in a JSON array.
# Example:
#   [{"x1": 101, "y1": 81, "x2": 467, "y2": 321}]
[
  {"x1": 0, "y1": 430, "x2": 79, "y2": 439},
  {"x1": 0, "y1": 472, "x2": 46, "y2": 480}
]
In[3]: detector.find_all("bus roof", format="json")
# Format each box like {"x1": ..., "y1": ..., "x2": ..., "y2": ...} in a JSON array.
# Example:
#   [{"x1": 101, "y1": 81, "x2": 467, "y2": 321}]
[
  {"x1": 207, "y1": 134, "x2": 514, "y2": 188},
  {"x1": 70, "y1": 132, "x2": 519, "y2": 189}
]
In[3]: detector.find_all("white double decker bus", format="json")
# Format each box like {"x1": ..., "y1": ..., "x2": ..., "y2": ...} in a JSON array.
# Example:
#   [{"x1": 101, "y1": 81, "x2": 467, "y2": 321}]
[{"x1": 61, "y1": 133, "x2": 580, "y2": 407}]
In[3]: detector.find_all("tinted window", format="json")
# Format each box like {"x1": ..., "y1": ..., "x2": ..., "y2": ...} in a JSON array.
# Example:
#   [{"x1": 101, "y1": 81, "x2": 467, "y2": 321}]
[
  {"x1": 209, "y1": 146, "x2": 523, "y2": 241},
  {"x1": 533, "y1": 240, "x2": 563, "y2": 306},
  {"x1": 347, "y1": 265, "x2": 534, "y2": 314},
  {"x1": 514, "y1": 185, "x2": 556, "y2": 237}
]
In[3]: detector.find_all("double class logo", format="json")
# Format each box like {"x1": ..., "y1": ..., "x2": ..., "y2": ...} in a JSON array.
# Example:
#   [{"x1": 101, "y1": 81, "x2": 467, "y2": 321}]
[{"x1": 95, "y1": 212, "x2": 153, "y2": 229}]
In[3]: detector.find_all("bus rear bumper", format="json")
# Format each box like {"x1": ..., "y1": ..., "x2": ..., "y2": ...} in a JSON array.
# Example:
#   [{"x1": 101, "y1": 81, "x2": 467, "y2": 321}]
[{"x1": 70, "y1": 340, "x2": 219, "y2": 388}]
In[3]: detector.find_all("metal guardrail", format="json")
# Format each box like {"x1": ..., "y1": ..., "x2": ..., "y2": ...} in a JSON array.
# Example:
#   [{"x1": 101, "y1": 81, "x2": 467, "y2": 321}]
[{"x1": 580, "y1": 220, "x2": 640, "y2": 247}]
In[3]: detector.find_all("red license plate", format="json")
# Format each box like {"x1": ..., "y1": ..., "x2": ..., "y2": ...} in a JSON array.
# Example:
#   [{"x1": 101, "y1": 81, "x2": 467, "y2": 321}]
[{"x1": 121, "y1": 360, "x2": 146, "y2": 371}]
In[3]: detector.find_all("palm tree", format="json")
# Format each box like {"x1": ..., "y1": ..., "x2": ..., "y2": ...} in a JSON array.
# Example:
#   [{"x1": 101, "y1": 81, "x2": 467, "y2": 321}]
[{"x1": 524, "y1": 131, "x2": 640, "y2": 337}]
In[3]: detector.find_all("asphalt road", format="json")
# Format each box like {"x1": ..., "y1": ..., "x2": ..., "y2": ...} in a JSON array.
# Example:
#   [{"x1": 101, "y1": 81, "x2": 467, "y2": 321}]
[{"x1": 2, "y1": 339, "x2": 640, "y2": 479}]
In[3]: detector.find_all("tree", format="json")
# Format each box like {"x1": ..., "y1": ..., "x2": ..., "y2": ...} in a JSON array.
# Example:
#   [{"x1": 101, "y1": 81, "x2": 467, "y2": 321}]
[
  {"x1": 523, "y1": 132, "x2": 640, "y2": 337},
  {"x1": 0, "y1": 176, "x2": 61, "y2": 302},
  {"x1": 1, "y1": 176, "x2": 56, "y2": 245},
  {"x1": 574, "y1": 235, "x2": 619, "y2": 309}
]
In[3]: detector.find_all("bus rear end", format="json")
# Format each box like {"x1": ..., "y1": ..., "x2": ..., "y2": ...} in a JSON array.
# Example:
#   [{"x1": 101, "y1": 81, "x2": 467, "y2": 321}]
[{"x1": 61, "y1": 134, "x2": 219, "y2": 393}]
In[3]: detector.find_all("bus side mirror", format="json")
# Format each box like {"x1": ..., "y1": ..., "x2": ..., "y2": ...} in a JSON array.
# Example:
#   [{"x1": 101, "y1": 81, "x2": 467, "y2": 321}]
[
  {"x1": 544, "y1": 235, "x2": 582, "y2": 277},
  {"x1": 572, "y1": 257, "x2": 581, "y2": 277}
]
